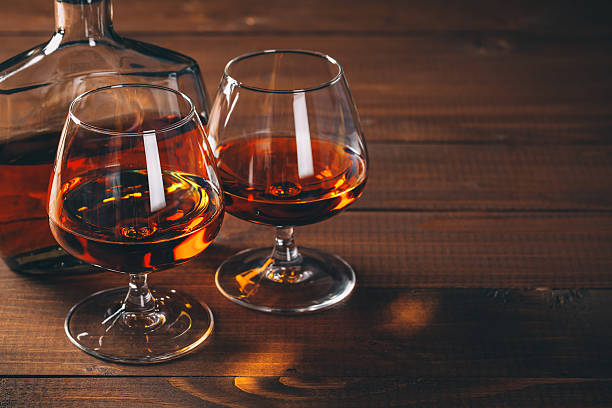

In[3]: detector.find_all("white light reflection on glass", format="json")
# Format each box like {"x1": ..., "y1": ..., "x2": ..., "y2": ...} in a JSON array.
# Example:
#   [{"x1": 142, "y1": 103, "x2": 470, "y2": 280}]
[
  {"x1": 143, "y1": 131, "x2": 167, "y2": 212},
  {"x1": 76, "y1": 332, "x2": 89, "y2": 340},
  {"x1": 293, "y1": 92, "x2": 314, "y2": 178}
]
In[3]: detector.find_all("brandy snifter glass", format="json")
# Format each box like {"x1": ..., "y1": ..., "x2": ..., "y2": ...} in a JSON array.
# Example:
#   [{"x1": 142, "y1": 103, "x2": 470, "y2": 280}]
[
  {"x1": 208, "y1": 50, "x2": 368, "y2": 314},
  {"x1": 48, "y1": 84, "x2": 223, "y2": 363}
]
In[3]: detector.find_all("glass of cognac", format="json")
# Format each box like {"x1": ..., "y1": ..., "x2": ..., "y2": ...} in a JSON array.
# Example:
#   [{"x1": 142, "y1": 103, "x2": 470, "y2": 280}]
[
  {"x1": 48, "y1": 84, "x2": 223, "y2": 363},
  {"x1": 208, "y1": 50, "x2": 368, "y2": 314}
]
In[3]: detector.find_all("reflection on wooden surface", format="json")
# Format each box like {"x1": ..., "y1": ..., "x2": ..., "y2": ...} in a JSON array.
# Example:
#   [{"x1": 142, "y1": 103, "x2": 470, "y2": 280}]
[
  {"x1": 2, "y1": 287, "x2": 612, "y2": 405},
  {"x1": 2, "y1": 283, "x2": 612, "y2": 378}
]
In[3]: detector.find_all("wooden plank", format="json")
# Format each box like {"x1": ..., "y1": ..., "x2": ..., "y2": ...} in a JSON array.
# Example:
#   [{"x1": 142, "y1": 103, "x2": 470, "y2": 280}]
[
  {"x1": 2, "y1": 35, "x2": 612, "y2": 144},
  {"x1": 5, "y1": 209, "x2": 612, "y2": 285},
  {"x1": 0, "y1": 103, "x2": 610, "y2": 207},
  {"x1": 3, "y1": 211, "x2": 612, "y2": 289},
  {"x1": 363, "y1": 144, "x2": 612, "y2": 211},
  {"x1": 1, "y1": 213, "x2": 612, "y2": 376},
  {"x1": 3, "y1": 143, "x2": 612, "y2": 213},
  {"x1": 2, "y1": 285, "x2": 612, "y2": 378},
  {"x1": 209, "y1": 142, "x2": 612, "y2": 210},
  {"x1": 2, "y1": 0, "x2": 612, "y2": 35},
  {"x1": 2, "y1": 377, "x2": 612, "y2": 407}
]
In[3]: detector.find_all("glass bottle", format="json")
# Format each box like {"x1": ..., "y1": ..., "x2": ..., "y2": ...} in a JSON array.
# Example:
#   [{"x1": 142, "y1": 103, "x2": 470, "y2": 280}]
[{"x1": 0, "y1": 0, "x2": 210, "y2": 275}]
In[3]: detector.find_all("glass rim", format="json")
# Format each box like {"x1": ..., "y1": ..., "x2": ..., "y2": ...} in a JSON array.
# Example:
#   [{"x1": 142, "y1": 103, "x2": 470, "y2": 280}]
[
  {"x1": 68, "y1": 84, "x2": 197, "y2": 136},
  {"x1": 223, "y1": 49, "x2": 344, "y2": 94}
]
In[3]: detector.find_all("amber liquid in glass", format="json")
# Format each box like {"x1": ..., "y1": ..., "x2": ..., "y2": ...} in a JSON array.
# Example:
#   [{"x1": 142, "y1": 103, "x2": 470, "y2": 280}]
[
  {"x1": 216, "y1": 135, "x2": 367, "y2": 226},
  {"x1": 49, "y1": 168, "x2": 223, "y2": 273}
]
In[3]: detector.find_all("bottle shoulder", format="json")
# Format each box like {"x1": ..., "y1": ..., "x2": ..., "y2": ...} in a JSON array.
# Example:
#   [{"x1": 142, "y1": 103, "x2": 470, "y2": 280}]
[
  {"x1": 0, "y1": 32, "x2": 200, "y2": 92},
  {"x1": 117, "y1": 36, "x2": 198, "y2": 67}
]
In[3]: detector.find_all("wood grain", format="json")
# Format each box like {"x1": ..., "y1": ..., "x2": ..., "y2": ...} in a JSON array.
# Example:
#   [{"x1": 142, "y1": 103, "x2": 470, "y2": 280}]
[
  {"x1": 2, "y1": 211, "x2": 612, "y2": 289},
  {"x1": 2, "y1": 283, "x2": 612, "y2": 377},
  {"x1": 2, "y1": 377, "x2": 612, "y2": 407},
  {"x1": 3, "y1": 35, "x2": 611, "y2": 144},
  {"x1": 1, "y1": 213, "x2": 612, "y2": 377},
  {"x1": 360, "y1": 144, "x2": 612, "y2": 210},
  {"x1": 1, "y1": 0, "x2": 611, "y2": 35}
]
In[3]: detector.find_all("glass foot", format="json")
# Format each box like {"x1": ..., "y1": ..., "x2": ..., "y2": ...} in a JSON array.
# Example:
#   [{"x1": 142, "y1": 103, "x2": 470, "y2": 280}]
[
  {"x1": 65, "y1": 287, "x2": 213, "y2": 363},
  {"x1": 215, "y1": 247, "x2": 356, "y2": 314}
]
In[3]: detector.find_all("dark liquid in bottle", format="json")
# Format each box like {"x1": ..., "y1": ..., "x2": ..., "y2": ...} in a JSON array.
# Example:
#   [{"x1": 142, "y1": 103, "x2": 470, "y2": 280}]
[{"x1": 0, "y1": 131, "x2": 91, "y2": 274}]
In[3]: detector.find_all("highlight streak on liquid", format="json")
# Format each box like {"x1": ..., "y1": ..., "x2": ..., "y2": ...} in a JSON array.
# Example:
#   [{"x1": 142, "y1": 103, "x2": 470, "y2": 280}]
[
  {"x1": 330, "y1": 193, "x2": 355, "y2": 211},
  {"x1": 143, "y1": 252, "x2": 153, "y2": 268},
  {"x1": 173, "y1": 228, "x2": 210, "y2": 261}
]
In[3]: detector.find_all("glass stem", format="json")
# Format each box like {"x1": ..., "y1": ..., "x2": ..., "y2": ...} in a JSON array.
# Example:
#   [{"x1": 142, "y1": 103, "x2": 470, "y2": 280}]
[
  {"x1": 265, "y1": 227, "x2": 312, "y2": 284},
  {"x1": 271, "y1": 226, "x2": 301, "y2": 264},
  {"x1": 124, "y1": 273, "x2": 156, "y2": 313},
  {"x1": 120, "y1": 273, "x2": 163, "y2": 329}
]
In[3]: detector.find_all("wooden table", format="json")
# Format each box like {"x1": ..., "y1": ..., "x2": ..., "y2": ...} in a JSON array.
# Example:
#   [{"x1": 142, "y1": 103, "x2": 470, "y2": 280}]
[{"x1": 2, "y1": 0, "x2": 612, "y2": 406}]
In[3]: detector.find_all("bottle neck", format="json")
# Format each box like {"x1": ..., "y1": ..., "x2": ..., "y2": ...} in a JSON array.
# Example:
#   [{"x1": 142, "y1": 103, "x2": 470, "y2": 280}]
[{"x1": 54, "y1": 0, "x2": 113, "y2": 41}]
